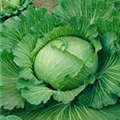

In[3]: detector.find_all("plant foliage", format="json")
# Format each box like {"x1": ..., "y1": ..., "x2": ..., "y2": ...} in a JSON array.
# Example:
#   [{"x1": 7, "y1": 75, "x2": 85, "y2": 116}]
[
  {"x1": 0, "y1": 0, "x2": 32, "y2": 21},
  {"x1": 0, "y1": 0, "x2": 120, "y2": 120}
]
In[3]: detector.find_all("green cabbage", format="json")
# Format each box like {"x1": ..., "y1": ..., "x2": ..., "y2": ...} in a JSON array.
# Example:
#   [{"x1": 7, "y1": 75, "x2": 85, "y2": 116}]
[
  {"x1": 0, "y1": 0, "x2": 32, "y2": 20},
  {"x1": 0, "y1": 0, "x2": 120, "y2": 120},
  {"x1": 34, "y1": 36, "x2": 98, "y2": 90},
  {"x1": 0, "y1": 0, "x2": 20, "y2": 15}
]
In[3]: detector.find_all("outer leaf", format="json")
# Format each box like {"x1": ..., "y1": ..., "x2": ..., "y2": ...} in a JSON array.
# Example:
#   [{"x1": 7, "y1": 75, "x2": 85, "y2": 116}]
[
  {"x1": 7, "y1": 103, "x2": 120, "y2": 120},
  {"x1": 0, "y1": 17, "x2": 23, "y2": 52},
  {"x1": 54, "y1": 0, "x2": 114, "y2": 23},
  {"x1": 31, "y1": 14, "x2": 57, "y2": 37},
  {"x1": 100, "y1": 32, "x2": 118, "y2": 54},
  {"x1": 0, "y1": 6, "x2": 48, "y2": 52},
  {"x1": 0, "y1": 115, "x2": 22, "y2": 120},
  {"x1": 66, "y1": 17, "x2": 98, "y2": 39},
  {"x1": 53, "y1": 84, "x2": 86, "y2": 104},
  {"x1": 79, "y1": 54, "x2": 120, "y2": 108},
  {"x1": 17, "y1": 79, "x2": 53, "y2": 105},
  {"x1": 0, "y1": 0, "x2": 32, "y2": 21},
  {"x1": 17, "y1": 79, "x2": 87, "y2": 105},
  {"x1": 13, "y1": 34, "x2": 38, "y2": 82},
  {"x1": 22, "y1": 86, "x2": 53, "y2": 105},
  {"x1": 19, "y1": 6, "x2": 48, "y2": 34},
  {"x1": 97, "y1": 17, "x2": 120, "y2": 55},
  {"x1": 0, "y1": 51, "x2": 25, "y2": 110},
  {"x1": 97, "y1": 17, "x2": 120, "y2": 38}
]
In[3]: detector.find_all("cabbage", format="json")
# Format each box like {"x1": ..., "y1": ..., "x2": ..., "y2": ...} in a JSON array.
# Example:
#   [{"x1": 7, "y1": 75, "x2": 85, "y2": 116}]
[
  {"x1": 0, "y1": 0, "x2": 120, "y2": 120},
  {"x1": 34, "y1": 36, "x2": 98, "y2": 90},
  {"x1": 0, "y1": 0, "x2": 32, "y2": 20}
]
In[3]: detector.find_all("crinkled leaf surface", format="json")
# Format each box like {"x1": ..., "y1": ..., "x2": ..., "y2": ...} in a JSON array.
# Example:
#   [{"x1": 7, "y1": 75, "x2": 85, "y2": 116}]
[
  {"x1": 0, "y1": 17, "x2": 23, "y2": 52},
  {"x1": 54, "y1": 0, "x2": 114, "y2": 22},
  {"x1": 0, "y1": 6, "x2": 48, "y2": 52},
  {"x1": 17, "y1": 79, "x2": 53, "y2": 105},
  {"x1": 13, "y1": 34, "x2": 38, "y2": 81},
  {"x1": 78, "y1": 16, "x2": 120, "y2": 109},
  {"x1": 17, "y1": 79, "x2": 87, "y2": 105},
  {"x1": 0, "y1": 0, "x2": 120, "y2": 119},
  {"x1": 0, "y1": 0, "x2": 32, "y2": 20},
  {"x1": 97, "y1": 17, "x2": 120, "y2": 37},
  {"x1": 97, "y1": 17, "x2": 120, "y2": 55},
  {"x1": 79, "y1": 54, "x2": 120, "y2": 108},
  {"x1": 0, "y1": 51, "x2": 25, "y2": 110},
  {"x1": 66, "y1": 17, "x2": 98, "y2": 39},
  {"x1": 33, "y1": 103, "x2": 120, "y2": 120},
  {"x1": 4, "y1": 103, "x2": 120, "y2": 120}
]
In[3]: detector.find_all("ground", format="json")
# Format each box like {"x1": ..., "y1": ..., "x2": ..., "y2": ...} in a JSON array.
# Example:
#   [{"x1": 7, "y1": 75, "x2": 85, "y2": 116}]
[{"x1": 33, "y1": 0, "x2": 55, "y2": 12}]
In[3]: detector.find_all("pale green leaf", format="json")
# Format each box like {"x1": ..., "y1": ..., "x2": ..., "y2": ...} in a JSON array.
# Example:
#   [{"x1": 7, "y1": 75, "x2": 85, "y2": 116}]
[
  {"x1": 53, "y1": 84, "x2": 86, "y2": 104},
  {"x1": 0, "y1": 51, "x2": 25, "y2": 110},
  {"x1": 17, "y1": 78, "x2": 87, "y2": 105},
  {"x1": 13, "y1": 34, "x2": 38, "y2": 81},
  {"x1": 17, "y1": 79, "x2": 53, "y2": 105},
  {"x1": 0, "y1": 115, "x2": 22, "y2": 120},
  {"x1": 8, "y1": 103, "x2": 120, "y2": 120},
  {"x1": 0, "y1": 17, "x2": 23, "y2": 52}
]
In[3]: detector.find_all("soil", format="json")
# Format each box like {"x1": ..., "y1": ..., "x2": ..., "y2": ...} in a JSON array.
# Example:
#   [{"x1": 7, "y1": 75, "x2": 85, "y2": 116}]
[{"x1": 33, "y1": 0, "x2": 55, "y2": 12}]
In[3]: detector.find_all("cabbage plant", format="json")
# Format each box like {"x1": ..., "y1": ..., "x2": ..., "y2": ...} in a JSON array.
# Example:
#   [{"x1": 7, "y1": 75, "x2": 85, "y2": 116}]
[
  {"x1": 0, "y1": 0, "x2": 32, "y2": 21},
  {"x1": 0, "y1": 0, "x2": 120, "y2": 120}
]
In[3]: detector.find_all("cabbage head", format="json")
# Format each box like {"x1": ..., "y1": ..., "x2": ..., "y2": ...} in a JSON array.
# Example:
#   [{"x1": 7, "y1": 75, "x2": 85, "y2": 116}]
[{"x1": 34, "y1": 36, "x2": 98, "y2": 90}]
